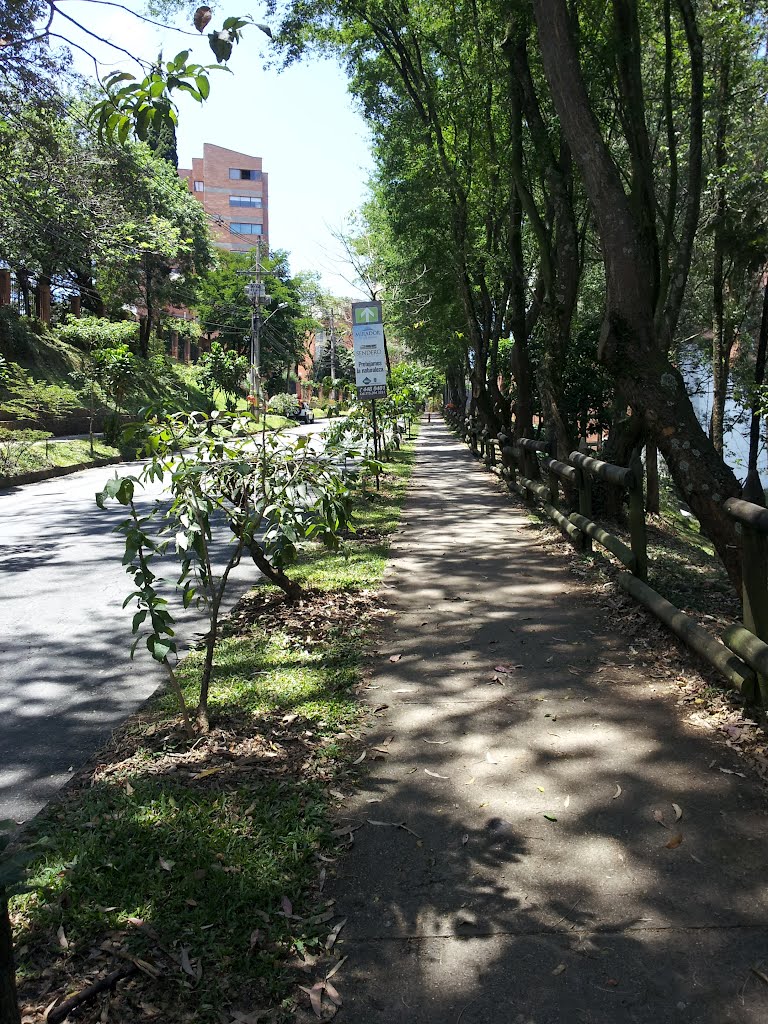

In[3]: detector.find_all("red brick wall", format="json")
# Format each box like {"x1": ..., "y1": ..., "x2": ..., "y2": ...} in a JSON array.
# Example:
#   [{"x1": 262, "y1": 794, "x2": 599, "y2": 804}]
[{"x1": 179, "y1": 144, "x2": 268, "y2": 252}]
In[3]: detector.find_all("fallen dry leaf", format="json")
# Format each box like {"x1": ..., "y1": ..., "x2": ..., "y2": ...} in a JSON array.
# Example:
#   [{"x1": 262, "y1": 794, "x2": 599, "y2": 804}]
[
  {"x1": 389, "y1": 654, "x2": 402, "y2": 663},
  {"x1": 158, "y1": 856, "x2": 175, "y2": 872},
  {"x1": 665, "y1": 833, "x2": 684, "y2": 849},
  {"x1": 230, "y1": 1012, "x2": 265, "y2": 1024},
  {"x1": 564, "y1": 795, "x2": 571, "y2": 808},
  {"x1": 424, "y1": 769, "x2": 449, "y2": 779},
  {"x1": 672, "y1": 802, "x2": 683, "y2": 821},
  {"x1": 179, "y1": 946, "x2": 196, "y2": 977},
  {"x1": 280, "y1": 896, "x2": 293, "y2": 918},
  {"x1": 485, "y1": 751, "x2": 498, "y2": 764},
  {"x1": 324, "y1": 979, "x2": 343, "y2": 1007},
  {"x1": 652, "y1": 810, "x2": 670, "y2": 829},
  {"x1": 612, "y1": 784, "x2": 622, "y2": 799},
  {"x1": 352, "y1": 752, "x2": 366, "y2": 765},
  {"x1": 424, "y1": 739, "x2": 449, "y2": 745},
  {"x1": 552, "y1": 964, "x2": 566, "y2": 976},
  {"x1": 325, "y1": 918, "x2": 347, "y2": 950},
  {"x1": 326, "y1": 955, "x2": 347, "y2": 980},
  {"x1": 56, "y1": 925, "x2": 68, "y2": 950},
  {"x1": 298, "y1": 981, "x2": 325, "y2": 1017}
]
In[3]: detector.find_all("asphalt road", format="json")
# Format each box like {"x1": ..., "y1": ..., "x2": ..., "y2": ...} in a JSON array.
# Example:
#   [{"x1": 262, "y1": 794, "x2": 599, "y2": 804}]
[{"x1": 0, "y1": 421, "x2": 323, "y2": 823}]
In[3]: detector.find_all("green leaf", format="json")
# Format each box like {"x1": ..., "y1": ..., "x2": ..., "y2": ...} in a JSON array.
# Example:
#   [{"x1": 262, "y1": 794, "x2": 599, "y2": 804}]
[
  {"x1": 196, "y1": 75, "x2": 210, "y2": 100},
  {"x1": 169, "y1": 49, "x2": 191, "y2": 71},
  {"x1": 208, "y1": 32, "x2": 233, "y2": 63}
]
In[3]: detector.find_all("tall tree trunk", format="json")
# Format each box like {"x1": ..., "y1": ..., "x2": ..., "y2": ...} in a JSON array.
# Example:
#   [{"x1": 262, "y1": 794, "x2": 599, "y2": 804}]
[
  {"x1": 746, "y1": 276, "x2": 768, "y2": 501},
  {"x1": 533, "y1": 0, "x2": 741, "y2": 588},
  {"x1": 711, "y1": 52, "x2": 732, "y2": 456},
  {"x1": 17, "y1": 271, "x2": 31, "y2": 318},
  {"x1": 646, "y1": 443, "x2": 660, "y2": 514}
]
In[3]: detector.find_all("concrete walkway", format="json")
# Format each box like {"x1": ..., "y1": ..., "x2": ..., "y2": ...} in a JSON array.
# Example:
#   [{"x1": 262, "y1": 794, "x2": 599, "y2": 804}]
[{"x1": 330, "y1": 418, "x2": 768, "y2": 1024}]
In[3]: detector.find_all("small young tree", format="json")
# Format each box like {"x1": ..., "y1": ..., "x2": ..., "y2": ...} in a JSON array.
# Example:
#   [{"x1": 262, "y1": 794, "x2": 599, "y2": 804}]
[
  {"x1": 196, "y1": 342, "x2": 248, "y2": 410},
  {"x1": 98, "y1": 410, "x2": 361, "y2": 732}
]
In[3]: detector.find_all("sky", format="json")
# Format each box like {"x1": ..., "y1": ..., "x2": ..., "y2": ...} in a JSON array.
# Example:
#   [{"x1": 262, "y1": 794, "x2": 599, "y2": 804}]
[{"x1": 59, "y1": 1, "x2": 375, "y2": 298}]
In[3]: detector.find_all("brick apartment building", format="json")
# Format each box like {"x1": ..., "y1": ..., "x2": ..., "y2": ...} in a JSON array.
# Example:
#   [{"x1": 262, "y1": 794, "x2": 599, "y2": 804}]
[{"x1": 179, "y1": 144, "x2": 269, "y2": 252}]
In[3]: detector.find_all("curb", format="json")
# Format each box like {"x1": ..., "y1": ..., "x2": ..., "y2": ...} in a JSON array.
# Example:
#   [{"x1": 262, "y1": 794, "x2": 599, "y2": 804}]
[{"x1": 0, "y1": 456, "x2": 123, "y2": 490}]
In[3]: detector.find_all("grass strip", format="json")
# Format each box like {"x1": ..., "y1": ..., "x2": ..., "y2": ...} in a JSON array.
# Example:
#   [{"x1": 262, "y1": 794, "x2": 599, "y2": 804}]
[
  {"x1": 12, "y1": 425, "x2": 418, "y2": 1024},
  {"x1": 1, "y1": 438, "x2": 121, "y2": 478}
]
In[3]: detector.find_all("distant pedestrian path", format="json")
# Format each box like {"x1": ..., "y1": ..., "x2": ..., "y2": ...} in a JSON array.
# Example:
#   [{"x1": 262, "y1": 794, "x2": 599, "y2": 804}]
[{"x1": 329, "y1": 417, "x2": 768, "y2": 1024}]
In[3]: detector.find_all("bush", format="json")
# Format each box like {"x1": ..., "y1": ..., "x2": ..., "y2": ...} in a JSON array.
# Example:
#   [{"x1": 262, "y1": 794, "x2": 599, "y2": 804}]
[
  {"x1": 267, "y1": 393, "x2": 299, "y2": 417},
  {"x1": 92, "y1": 344, "x2": 140, "y2": 411},
  {"x1": 0, "y1": 360, "x2": 82, "y2": 421},
  {"x1": 0, "y1": 307, "x2": 48, "y2": 360},
  {"x1": 54, "y1": 315, "x2": 139, "y2": 353}
]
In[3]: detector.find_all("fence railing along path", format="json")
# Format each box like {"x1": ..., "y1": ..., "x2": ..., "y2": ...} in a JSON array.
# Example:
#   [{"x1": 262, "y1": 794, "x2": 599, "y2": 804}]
[{"x1": 443, "y1": 408, "x2": 768, "y2": 706}]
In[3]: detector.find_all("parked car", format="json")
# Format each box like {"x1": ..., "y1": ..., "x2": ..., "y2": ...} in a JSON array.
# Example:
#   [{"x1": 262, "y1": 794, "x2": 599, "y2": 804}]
[{"x1": 288, "y1": 402, "x2": 315, "y2": 424}]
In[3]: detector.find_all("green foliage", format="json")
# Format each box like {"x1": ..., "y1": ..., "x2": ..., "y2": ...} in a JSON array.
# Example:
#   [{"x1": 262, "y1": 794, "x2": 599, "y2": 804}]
[
  {"x1": 0, "y1": 308, "x2": 48, "y2": 360},
  {"x1": 313, "y1": 341, "x2": 355, "y2": 385},
  {"x1": 0, "y1": 361, "x2": 81, "y2": 421},
  {"x1": 267, "y1": 392, "x2": 300, "y2": 416},
  {"x1": 92, "y1": 345, "x2": 140, "y2": 411},
  {"x1": 54, "y1": 315, "x2": 139, "y2": 353},
  {"x1": 0, "y1": 821, "x2": 35, "y2": 896},
  {"x1": 0, "y1": 428, "x2": 52, "y2": 477},
  {"x1": 91, "y1": 50, "x2": 223, "y2": 148},
  {"x1": 91, "y1": 13, "x2": 258, "y2": 147},
  {"x1": 97, "y1": 410, "x2": 374, "y2": 726},
  {"x1": 196, "y1": 342, "x2": 248, "y2": 410}
]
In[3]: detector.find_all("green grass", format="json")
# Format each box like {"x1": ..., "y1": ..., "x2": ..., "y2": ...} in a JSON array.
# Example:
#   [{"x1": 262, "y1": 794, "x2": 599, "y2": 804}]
[
  {"x1": 0, "y1": 437, "x2": 121, "y2": 479},
  {"x1": 12, "y1": 425, "x2": 419, "y2": 1023}
]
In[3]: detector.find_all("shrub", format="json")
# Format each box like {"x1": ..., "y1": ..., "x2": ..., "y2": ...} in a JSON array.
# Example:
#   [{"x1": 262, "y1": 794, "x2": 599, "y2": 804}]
[
  {"x1": 0, "y1": 307, "x2": 48, "y2": 359},
  {"x1": 0, "y1": 361, "x2": 81, "y2": 421},
  {"x1": 267, "y1": 393, "x2": 300, "y2": 417},
  {"x1": 54, "y1": 314, "x2": 139, "y2": 353}
]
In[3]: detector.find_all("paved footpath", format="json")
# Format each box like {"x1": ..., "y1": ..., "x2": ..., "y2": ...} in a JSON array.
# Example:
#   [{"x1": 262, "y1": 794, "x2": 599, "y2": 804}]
[{"x1": 329, "y1": 419, "x2": 768, "y2": 1024}]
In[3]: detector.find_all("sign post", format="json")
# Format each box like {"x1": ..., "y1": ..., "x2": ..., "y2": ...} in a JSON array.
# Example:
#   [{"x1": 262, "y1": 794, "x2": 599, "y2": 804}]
[
  {"x1": 352, "y1": 301, "x2": 387, "y2": 490},
  {"x1": 352, "y1": 301, "x2": 387, "y2": 400}
]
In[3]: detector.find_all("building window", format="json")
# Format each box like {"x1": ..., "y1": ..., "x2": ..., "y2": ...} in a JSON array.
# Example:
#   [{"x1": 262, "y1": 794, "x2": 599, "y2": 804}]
[
  {"x1": 229, "y1": 168, "x2": 262, "y2": 181},
  {"x1": 230, "y1": 223, "x2": 263, "y2": 235},
  {"x1": 229, "y1": 195, "x2": 262, "y2": 208},
  {"x1": 193, "y1": 180, "x2": 204, "y2": 192}
]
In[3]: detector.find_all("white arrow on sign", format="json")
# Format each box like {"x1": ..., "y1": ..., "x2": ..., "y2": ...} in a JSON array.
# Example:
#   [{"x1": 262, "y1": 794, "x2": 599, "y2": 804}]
[{"x1": 357, "y1": 306, "x2": 377, "y2": 323}]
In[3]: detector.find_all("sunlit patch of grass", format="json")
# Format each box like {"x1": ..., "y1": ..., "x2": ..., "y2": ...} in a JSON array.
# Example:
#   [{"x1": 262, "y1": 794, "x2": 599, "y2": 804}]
[{"x1": 5, "y1": 438, "x2": 120, "y2": 477}]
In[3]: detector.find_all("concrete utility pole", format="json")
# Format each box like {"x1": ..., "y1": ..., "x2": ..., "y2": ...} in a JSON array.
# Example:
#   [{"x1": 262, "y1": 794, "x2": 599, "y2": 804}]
[
  {"x1": 328, "y1": 306, "x2": 337, "y2": 400},
  {"x1": 238, "y1": 241, "x2": 269, "y2": 413}
]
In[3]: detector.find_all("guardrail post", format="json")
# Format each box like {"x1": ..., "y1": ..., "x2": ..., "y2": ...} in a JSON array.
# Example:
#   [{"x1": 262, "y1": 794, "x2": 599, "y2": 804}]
[
  {"x1": 515, "y1": 446, "x2": 533, "y2": 503},
  {"x1": 628, "y1": 449, "x2": 648, "y2": 582},
  {"x1": 575, "y1": 465, "x2": 593, "y2": 554},
  {"x1": 547, "y1": 463, "x2": 559, "y2": 506}
]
